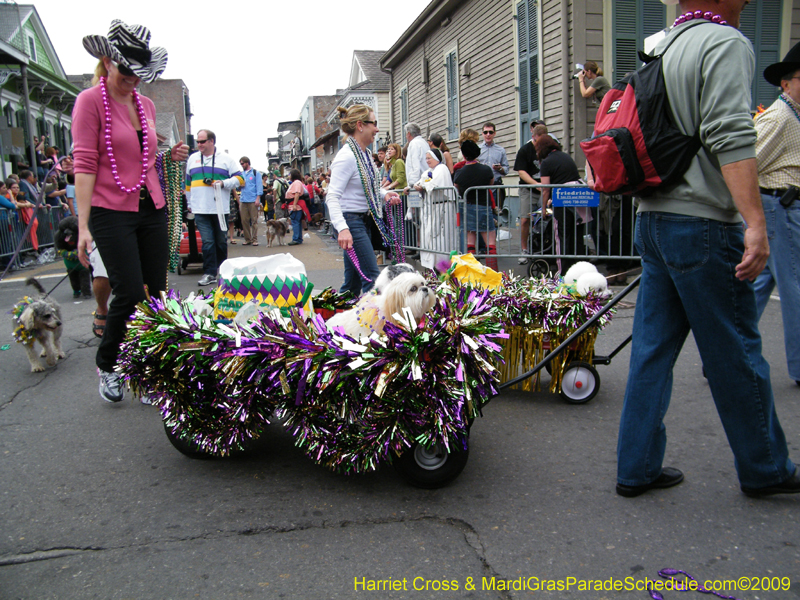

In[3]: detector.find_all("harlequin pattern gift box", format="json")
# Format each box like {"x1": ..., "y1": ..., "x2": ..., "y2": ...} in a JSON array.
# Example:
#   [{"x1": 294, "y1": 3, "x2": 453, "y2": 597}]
[{"x1": 213, "y1": 255, "x2": 314, "y2": 320}]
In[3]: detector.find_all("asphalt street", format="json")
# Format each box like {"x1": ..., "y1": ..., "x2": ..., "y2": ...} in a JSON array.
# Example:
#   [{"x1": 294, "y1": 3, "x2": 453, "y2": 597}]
[{"x1": 0, "y1": 226, "x2": 798, "y2": 600}]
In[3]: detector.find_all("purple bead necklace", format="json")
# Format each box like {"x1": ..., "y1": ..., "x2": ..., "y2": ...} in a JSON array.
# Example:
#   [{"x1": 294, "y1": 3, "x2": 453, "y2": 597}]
[
  {"x1": 99, "y1": 76, "x2": 149, "y2": 194},
  {"x1": 672, "y1": 10, "x2": 727, "y2": 28},
  {"x1": 347, "y1": 247, "x2": 372, "y2": 283},
  {"x1": 647, "y1": 569, "x2": 741, "y2": 600}
]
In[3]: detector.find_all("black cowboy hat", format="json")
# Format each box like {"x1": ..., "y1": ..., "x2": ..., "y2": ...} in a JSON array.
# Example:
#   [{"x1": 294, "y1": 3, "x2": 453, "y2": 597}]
[{"x1": 764, "y1": 41, "x2": 800, "y2": 87}]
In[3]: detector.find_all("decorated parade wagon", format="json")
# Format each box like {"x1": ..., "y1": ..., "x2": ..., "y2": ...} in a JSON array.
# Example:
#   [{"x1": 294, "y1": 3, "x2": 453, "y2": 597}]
[{"x1": 117, "y1": 254, "x2": 615, "y2": 488}]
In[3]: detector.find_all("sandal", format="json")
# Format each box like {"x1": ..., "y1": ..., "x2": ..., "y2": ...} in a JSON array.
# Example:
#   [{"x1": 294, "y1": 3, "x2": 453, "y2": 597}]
[
  {"x1": 92, "y1": 311, "x2": 107, "y2": 338},
  {"x1": 229, "y1": 239, "x2": 237, "y2": 244},
  {"x1": 252, "y1": 242, "x2": 259, "y2": 246}
]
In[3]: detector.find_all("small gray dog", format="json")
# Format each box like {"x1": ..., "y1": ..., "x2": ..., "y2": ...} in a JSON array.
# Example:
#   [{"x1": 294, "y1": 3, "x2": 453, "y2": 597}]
[{"x1": 11, "y1": 278, "x2": 65, "y2": 372}]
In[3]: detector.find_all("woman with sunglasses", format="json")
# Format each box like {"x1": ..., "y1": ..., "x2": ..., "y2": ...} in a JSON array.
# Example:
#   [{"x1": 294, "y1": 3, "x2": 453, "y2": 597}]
[
  {"x1": 325, "y1": 105, "x2": 403, "y2": 295},
  {"x1": 72, "y1": 20, "x2": 188, "y2": 404}
]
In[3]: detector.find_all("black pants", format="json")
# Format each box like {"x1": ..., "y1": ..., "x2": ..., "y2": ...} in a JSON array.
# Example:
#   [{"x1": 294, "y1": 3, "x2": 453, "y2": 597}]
[{"x1": 90, "y1": 203, "x2": 168, "y2": 372}]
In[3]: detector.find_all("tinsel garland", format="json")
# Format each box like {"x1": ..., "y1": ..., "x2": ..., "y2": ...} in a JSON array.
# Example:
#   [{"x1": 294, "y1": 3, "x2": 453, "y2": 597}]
[
  {"x1": 117, "y1": 283, "x2": 505, "y2": 472},
  {"x1": 156, "y1": 151, "x2": 185, "y2": 275},
  {"x1": 488, "y1": 274, "x2": 612, "y2": 393}
]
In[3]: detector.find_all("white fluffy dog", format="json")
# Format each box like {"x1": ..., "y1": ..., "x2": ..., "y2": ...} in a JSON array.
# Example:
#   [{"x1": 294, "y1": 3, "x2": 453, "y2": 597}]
[
  {"x1": 327, "y1": 272, "x2": 436, "y2": 339},
  {"x1": 563, "y1": 261, "x2": 611, "y2": 298}
]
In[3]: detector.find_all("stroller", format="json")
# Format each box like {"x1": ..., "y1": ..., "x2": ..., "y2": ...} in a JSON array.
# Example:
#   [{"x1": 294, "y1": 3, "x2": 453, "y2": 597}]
[{"x1": 526, "y1": 208, "x2": 555, "y2": 278}]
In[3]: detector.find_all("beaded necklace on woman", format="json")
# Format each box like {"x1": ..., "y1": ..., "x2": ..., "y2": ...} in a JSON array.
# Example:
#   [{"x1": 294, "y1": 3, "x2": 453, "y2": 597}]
[
  {"x1": 347, "y1": 136, "x2": 404, "y2": 262},
  {"x1": 99, "y1": 75, "x2": 149, "y2": 195}
]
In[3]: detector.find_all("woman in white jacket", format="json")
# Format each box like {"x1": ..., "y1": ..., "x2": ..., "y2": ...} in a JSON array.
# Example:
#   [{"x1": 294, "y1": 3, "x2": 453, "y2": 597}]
[{"x1": 406, "y1": 149, "x2": 456, "y2": 269}]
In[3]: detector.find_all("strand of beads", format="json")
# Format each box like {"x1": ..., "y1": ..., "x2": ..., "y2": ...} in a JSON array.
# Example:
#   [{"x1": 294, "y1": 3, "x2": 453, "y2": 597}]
[
  {"x1": 383, "y1": 199, "x2": 405, "y2": 264},
  {"x1": 672, "y1": 10, "x2": 727, "y2": 28},
  {"x1": 347, "y1": 247, "x2": 373, "y2": 283},
  {"x1": 100, "y1": 76, "x2": 149, "y2": 194},
  {"x1": 156, "y1": 151, "x2": 185, "y2": 275}
]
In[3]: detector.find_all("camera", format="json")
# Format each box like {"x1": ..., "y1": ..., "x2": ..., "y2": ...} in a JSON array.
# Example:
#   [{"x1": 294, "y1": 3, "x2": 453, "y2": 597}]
[
  {"x1": 572, "y1": 63, "x2": 584, "y2": 79},
  {"x1": 203, "y1": 177, "x2": 213, "y2": 185}
]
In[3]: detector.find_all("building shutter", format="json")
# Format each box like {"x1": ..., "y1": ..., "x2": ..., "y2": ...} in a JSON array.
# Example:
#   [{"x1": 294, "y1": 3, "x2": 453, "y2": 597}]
[
  {"x1": 739, "y1": 0, "x2": 782, "y2": 109},
  {"x1": 517, "y1": 0, "x2": 540, "y2": 134},
  {"x1": 445, "y1": 50, "x2": 459, "y2": 139},
  {"x1": 613, "y1": 0, "x2": 665, "y2": 82},
  {"x1": 400, "y1": 87, "x2": 409, "y2": 132}
]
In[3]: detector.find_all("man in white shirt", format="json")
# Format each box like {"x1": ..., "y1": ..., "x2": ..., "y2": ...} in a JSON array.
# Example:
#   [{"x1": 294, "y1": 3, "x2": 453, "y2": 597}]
[{"x1": 185, "y1": 129, "x2": 244, "y2": 286}]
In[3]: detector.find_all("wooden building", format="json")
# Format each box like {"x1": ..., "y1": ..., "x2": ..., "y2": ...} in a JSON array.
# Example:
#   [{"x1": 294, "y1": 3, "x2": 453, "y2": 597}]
[{"x1": 381, "y1": 0, "x2": 800, "y2": 172}]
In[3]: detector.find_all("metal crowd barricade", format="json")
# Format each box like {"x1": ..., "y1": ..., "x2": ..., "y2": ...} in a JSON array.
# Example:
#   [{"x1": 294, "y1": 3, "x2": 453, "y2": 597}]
[
  {"x1": 0, "y1": 205, "x2": 69, "y2": 267},
  {"x1": 404, "y1": 183, "x2": 640, "y2": 276}
]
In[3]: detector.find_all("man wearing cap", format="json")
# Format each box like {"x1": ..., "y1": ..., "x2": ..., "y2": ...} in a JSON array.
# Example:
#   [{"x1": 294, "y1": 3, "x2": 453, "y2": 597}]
[
  {"x1": 185, "y1": 130, "x2": 244, "y2": 286},
  {"x1": 616, "y1": 0, "x2": 798, "y2": 498},
  {"x1": 753, "y1": 43, "x2": 800, "y2": 389},
  {"x1": 513, "y1": 121, "x2": 547, "y2": 264}
]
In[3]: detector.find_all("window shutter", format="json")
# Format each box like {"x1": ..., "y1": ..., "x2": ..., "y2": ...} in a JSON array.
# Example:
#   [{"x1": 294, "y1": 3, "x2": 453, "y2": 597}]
[
  {"x1": 517, "y1": 0, "x2": 540, "y2": 134},
  {"x1": 400, "y1": 88, "x2": 409, "y2": 132},
  {"x1": 739, "y1": 0, "x2": 782, "y2": 109},
  {"x1": 528, "y1": 0, "x2": 540, "y2": 117},
  {"x1": 614, "y1": 0, "x2": 665, "y2": 82},
  {"x1": 642, "y1": 0, "x2": 666, "y2": 38},
  {"x1": 446, "y1": 51, "x2": 459, "y2": 139},
  {"x1": 518, "y1": 0, "x2": 529, "y2": 114},
  {"x1": 614, "y1": 0, "x2": 638, "y2": 81}
]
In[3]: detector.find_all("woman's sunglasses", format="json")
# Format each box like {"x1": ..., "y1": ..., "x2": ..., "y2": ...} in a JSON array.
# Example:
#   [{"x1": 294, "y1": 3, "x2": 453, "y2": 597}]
[{"x1": 111, "y1": 60, "x2": 137, "y2": 78}]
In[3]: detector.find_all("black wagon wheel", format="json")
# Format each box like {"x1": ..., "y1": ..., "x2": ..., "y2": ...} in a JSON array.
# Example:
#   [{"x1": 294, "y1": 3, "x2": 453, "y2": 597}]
[
  {"x1": 393, "y1": 441, "x2": 470, "y2": 488},
  {"x1": 163, "y1": 422, "x2": 260, "y2": 459}
]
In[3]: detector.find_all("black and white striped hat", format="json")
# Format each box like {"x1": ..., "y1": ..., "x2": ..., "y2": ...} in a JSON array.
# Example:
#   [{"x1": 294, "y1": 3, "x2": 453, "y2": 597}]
[{"x1": 82, "y1": 20, "x2": 168, "y2": 83}]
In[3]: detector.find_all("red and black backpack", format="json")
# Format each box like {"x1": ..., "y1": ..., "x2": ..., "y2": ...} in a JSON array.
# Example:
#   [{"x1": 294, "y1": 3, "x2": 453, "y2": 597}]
[{"x1": 580, "y1": 22, "x2": 710, "y2": 196}]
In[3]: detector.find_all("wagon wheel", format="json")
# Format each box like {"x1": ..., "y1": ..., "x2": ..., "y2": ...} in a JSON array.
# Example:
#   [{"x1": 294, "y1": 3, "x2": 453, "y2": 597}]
[
  {"x1": 559, "y1": 361, "x2": 600, "y2": 404},
  {"x1": 528, "y1": 258, "x2": 551, "y2": 279},
  {"x1": 163, "y1": 422, "x2": 260, "y2": 459},
  {"x1": 394, "y1": 441, "x2": 470, "y2": 488}
]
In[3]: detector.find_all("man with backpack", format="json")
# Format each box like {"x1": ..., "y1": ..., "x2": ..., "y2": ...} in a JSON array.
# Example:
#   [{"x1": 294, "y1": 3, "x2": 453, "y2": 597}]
[{"x1": 615, "y1": 0, "x2": 798, "y2": 499}]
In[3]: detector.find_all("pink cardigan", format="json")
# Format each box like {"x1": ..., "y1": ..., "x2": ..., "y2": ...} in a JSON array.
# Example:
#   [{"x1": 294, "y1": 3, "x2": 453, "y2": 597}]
[{"x1": 72, "y1": 84, "x2": 165, "y2": 212}]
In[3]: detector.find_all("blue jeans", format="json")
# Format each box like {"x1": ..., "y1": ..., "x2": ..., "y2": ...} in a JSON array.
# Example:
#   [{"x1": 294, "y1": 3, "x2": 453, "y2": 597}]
[
  {"x1": 617, "y1": 212, "x2": 795, "y2": 489},
  {"x1": 290, "y1": 209, "x2": 303, "y2": 243},
  {"x1": 337, "y1": 212, "x2": 381, "y2": 296},
  {"x1": 753, "y1": 192, "x2": 800, "y2": 381},
  {"x1": 194, "y1": 213, "x2": 228, "y2": 276}
]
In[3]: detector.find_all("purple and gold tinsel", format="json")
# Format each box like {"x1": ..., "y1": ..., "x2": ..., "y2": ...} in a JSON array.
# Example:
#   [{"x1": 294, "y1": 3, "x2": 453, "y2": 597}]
[
  {"x1": 490, "y1": 273, "x2": 612, "y2": 393},
  {"x1": 117, "y1": 284, "x2": 505, "y2": 473}
]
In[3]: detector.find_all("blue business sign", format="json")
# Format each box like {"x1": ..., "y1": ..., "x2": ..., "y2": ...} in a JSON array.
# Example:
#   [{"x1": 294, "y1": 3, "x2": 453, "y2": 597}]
[{"x1": 552, "y1": 187, "x2": 600, "y2": 207}]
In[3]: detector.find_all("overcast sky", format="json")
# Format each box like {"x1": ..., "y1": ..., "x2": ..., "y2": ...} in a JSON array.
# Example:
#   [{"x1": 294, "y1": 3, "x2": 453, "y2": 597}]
[{"x1": 32, "y1": 0, "x2": 433, "y2": 172}]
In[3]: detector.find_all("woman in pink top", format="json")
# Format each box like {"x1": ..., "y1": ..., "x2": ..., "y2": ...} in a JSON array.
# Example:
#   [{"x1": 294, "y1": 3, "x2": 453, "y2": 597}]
[{"x1": 73, "y1": 20, "x2": 188, "y2": 403}]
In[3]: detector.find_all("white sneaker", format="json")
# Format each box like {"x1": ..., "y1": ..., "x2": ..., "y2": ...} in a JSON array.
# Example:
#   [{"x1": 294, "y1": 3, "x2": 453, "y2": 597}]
[
  {"x1": 99, "y1": 369, "x2": 124, "y2": 403},
  {"x1": 197, "y1": 274, "x2": 216, "y2": 286}
]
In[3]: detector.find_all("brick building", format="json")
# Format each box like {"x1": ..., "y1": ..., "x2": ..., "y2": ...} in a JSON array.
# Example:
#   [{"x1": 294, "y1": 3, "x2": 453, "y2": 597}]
[{"x1": 299, "y1": 95, "x2": 339, "y2": 175}]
